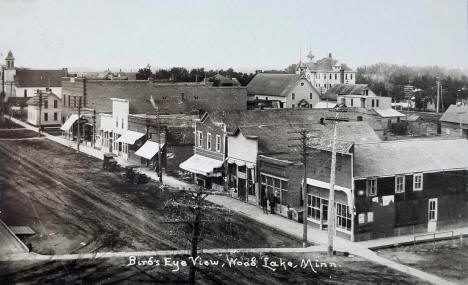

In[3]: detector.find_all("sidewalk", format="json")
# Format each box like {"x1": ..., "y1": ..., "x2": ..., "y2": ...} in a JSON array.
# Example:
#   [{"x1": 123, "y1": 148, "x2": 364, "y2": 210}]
[{"x1": 6, "y1": 116, "x2": 453, "y2": 284}]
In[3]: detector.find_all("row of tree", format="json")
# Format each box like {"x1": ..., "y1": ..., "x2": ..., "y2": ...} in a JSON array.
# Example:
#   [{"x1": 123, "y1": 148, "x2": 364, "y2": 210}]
[
  {"x1": 136, "y1": 65, "x2": 256, "y2": 86},
  {"x1": 355, "y1": 63, "x2": 468, "y2": 107}
]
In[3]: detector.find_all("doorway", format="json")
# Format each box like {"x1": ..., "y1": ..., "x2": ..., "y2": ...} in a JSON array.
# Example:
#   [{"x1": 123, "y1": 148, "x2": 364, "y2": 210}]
[{"x1": 428, "y1": 198, "x2": 438, "y2": 232}]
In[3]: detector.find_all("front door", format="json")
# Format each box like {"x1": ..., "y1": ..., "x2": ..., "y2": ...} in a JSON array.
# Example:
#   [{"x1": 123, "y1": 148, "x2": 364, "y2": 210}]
[{"x1": 428, "y1": 198, "x2": 438, "y2": 232}]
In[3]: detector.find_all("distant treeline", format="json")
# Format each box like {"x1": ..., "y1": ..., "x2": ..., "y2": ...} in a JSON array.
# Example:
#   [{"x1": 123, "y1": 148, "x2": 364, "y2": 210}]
[
  {"x1": 355, "y1": 63, "x2": 468, "y2": 106},
  {"x1": 136, "y1": 65, "x2": 257, "y2": 86}
]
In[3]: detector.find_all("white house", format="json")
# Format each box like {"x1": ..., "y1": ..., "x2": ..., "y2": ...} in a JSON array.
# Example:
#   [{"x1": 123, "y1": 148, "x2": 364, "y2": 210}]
[
  {"x1": 26, "y1": 91, "x2": 62, "y2": 126},
  {"x1": 246, "y1": 73, "x2": 321, "y2": 109},
  {"x1": 296, "y1": 52, "x2": 356, "y2": 93}
]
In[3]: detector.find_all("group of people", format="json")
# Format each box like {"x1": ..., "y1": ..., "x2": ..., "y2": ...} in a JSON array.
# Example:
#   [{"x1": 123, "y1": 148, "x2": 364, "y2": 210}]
[{"x1": 260, "y1": 192, "x2": 279, "y2": 214}]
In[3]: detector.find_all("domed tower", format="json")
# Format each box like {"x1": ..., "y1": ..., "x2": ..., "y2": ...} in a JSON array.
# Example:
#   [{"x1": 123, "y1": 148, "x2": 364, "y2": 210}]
[
  {"x1": 5, "y1": 51, "x2": 15, "y2": 70},
  {"x1": 306, "y1": 50, "x2": 314, "y2": 62}
]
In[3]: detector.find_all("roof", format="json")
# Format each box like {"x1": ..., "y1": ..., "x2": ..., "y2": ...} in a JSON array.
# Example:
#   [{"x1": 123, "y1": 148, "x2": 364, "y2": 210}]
[
  {"x1": 440, "y1": 104, "x2": 468, "y2": 124},
  {"x1": 313, "y1": 100, "x2": 337, "y2": 109},
  {"x1": 354, "y1": 139, "x2": 468, "y2": 178},
  {"x1": 323, "y1": 84, "x2": 369, "y2": 100},
  {"x1": 211, "y1": 74, "x2": 240, "y2": 86},
  {"x1": 0, "y1": 219, "x2": 28, "y2": 255},
  {"x1": 15, "y1": 68, "x2": 68, "y2": 87},
  {"x1": 246, "y1": 73, "x2": 305, "y2": 97},
  {"x1": 304, "y1": 55, "x2": 353, "y2": 72},
  {"x1": 373, "y1": 108, "x2": 406, "y2": 118},
  {"x1": 403, "y1": 114, "x2": 422, "y2": 122},
  {"x1": 26, "y1": 92, "x2": 61, "y2": 106},
  {"x1": 205, "y1": 108, "x2": 334, "y2": 134},
  {"x1": 115, "y1": 130, "x2": 145, "y2": 144},
  {"x1": 5, "y1": 50, "x2": 14, "y2": 60}
]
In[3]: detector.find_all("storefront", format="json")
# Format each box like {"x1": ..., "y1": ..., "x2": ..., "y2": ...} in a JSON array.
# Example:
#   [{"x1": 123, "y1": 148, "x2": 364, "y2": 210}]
[{"x1": 179, "y1": 154, "x2": 224, "y2": 189}]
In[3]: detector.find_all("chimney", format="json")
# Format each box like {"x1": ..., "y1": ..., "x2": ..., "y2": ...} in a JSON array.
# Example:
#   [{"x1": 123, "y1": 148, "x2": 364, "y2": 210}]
[
  {"x1": 340, "y1": 68, "x2": 345, "y2": 84},
  {"x1": 328, "y1": 53, "x2": 332, "y2": 58}
]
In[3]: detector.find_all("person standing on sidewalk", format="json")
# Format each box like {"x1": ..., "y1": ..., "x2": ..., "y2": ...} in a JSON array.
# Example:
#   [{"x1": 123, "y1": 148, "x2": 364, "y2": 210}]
[{"x1": 261, "y1": 193, "x2": 268, "y2": 214}]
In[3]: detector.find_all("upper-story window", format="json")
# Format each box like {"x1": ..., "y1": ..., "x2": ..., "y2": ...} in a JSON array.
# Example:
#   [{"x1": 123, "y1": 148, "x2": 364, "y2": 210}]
[
  {"x1": 366, "y1": 178, "x2": 377, "y2": 196},
  {"x1": 345, "y1": 74, "x2": 348, "y2": 80},
  {"x1": 216, "y1": 135, "x2": 221, "y2": 152},
  {"x1": 395, "y1": 175, "x2": 405, "y2": 193},
  {"x1": 335, "y1": 74, "x2": 337, "y2": 80},
  {"x1": 24, "y1": 90, "x2": 27, "y2": 97},
  {"x1": 371, "y1": 100, "x2": 375, "y2": 107},
  {"x1": 207, "y1": 133, "x2": 212, "y2": 150},
  {"x1": 309, "y1": 93, "x2": 313, "y2": 100},
  {"x1": 329, "y1": 74, "x2": 332, "y2": 80},
  {"x1": 350, "y1": 74, "x2": 353, "y2": 80},
  {"x1": 197, "y1": 131, "x2": 203, "y2": 147},
  {"x1": 292, "y1": 93, "x2": 295, "y2": 100},
  {"x1": 300, "y1": 82, "x2": 304, "y2": 86},
  {"x1": 376, "y1": 100, "x2": 379, "y2": 107},
  {"x1": 54, "y1": 100, "x2": 58, "y2": 108},
  {"x1": 44, "y1": 100, "x2": 48, "y2": 109},
  {"x1": 413, "y1": 173, "x2": 423, "y2": 191}
]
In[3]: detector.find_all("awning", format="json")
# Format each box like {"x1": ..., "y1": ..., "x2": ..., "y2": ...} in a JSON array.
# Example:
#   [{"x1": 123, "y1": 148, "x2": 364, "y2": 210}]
[
  {"x1": 60, "y1": 114, "x2": 79, "y2": 131},
  {"x1": 134, "y1": 140, "x2": 163, "y2": 160},
  {"x1": 305, "y1": 178, "x2": 354, "y2": 210},
  {"x1": 180, "y1": 154, "x2": 224, "y2": 176},
  {"x1": 115, "y1": 130, "x2": 145, "y2": 144},
  {"x1": 226, "y1": 157, "x2": 255, "y2": 168}
]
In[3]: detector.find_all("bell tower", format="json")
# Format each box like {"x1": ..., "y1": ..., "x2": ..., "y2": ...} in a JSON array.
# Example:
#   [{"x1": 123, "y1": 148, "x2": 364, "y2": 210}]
[{"x1": 5, "y1": 51, "x2": 15, "y2": 70}]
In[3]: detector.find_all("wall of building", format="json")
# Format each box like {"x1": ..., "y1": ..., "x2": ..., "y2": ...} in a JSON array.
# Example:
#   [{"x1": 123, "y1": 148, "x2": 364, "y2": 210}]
[
  {"x1": 15, "y1": 87, "x2": 62, "y2": 99},
  {"x1": 61, "y1": 78, "x2": 247, "y2": 117},
  {"x1": 285, "y1": 78, "x2": 320, "y2": 109},
  {"x1": 354, "y1": 170, "x2": 468, "y2": 241},
  {"x1": 194, "y1": 116, "x2": 225, "y2": 161}
]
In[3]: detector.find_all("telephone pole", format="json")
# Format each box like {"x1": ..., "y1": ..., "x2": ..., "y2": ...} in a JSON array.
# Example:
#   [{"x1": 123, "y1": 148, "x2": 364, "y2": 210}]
[
  {"x1": 156, "y1": 104, "x2": 163, "y2": 183},
  {"x1": 436, "y1": 80, "x2": 440, "y2": 113},
  {"x1": 288, "y1": 127, "x2": 319, "y2": 248},
  {"x1": 77, "y1": 97, "x2": 81, "y2": 152},
  {"x1": 38, "y1": 90, "x2": 42, "y2": 137}
]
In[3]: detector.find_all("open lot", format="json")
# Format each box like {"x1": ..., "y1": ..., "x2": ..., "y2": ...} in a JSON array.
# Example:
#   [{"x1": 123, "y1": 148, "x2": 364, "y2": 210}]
[
  {"x1": 376, "y1": 239, "x2": 468, "y2": 284},
  {"x1": 0, "y1": 252, "x2": 426, "y2": 284}
]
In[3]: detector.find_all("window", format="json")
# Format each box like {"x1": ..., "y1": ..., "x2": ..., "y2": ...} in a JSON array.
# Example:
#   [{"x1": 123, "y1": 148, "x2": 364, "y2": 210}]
[
  {"x1": 54, "y1": 112, "x2": 57, "y2": 121},
  {"x1": 350, "y1": 74, "x2": 353, "y2": 80},
  {"x1": 194, "y1": 96, "x2": 199, "y2": 99},
  {"x1": 307, "y1": 195, "x2": 322, "y2": 220},
  {"x1": 336, "y1": 203, "x2": 351, "y2": 231},
  {"x1": 68, "y1": 95, "x2": 70, "y2": 107},
  {"x1": 395, "y1": 175, "x2": 405, "y2": 193},
  {"x1": 310, "y1": 93, "x2": 313, "y2": 99},
  {"x1": 376, "y1": 100, "x2": 379, "y2": 107},
  {"x1": 371, "y1": 100, "x2": 375, "y2": 107},
  {"x1": 329, "y1": 74, "x2": 332, "y2": 80},
  {"x1": 181, "y1": 93, "x2": 185, "y2": 100},
  {"x1": 54, "y1": 100, "x2": 58, "y2": 108},
  {"x1": 358, "y1": 213, "x2": 365, "y2": 224},
  {"x1": 366, "y1": 178, "x2": 377, "y2": 196},
  {"x1": 413, "y1": 173, "x2": 423, "y2": 191},
  {"x1": 335, "y1": 74, "x2": 337, "y2": 80},
  {"x1": 44, "y1": 100, "x2": 48, "y2": 109},
  {"x1": 44, "y1": 113, "x2": 48, "y2": 121},
  {"x1": 292, "y1": 93, "x2": 295, "y2": 100},
  {"x1": 345, "y1": 74, "x2": 348, "y2": 80},
  {"x1": 428, "y1": 199, "x2": 437, "y2": 221},
  {"x1": 300, "y1": 82, "x2": 304, "y2": 86},
  {"x1": 215, "y1": 135, "x2": 221, "y2": 152},
  {"x1": 197, "y1": 131, "x2": 203, "y2": 147},
  {"x1": 367, "y1": 212, "x2": 374, "y2": 223},
  {"x1": 24, "y1": 90, "x2": 27, "y2": 97},
  {"x1": 207, "y1": 133, "x2": 212, "y2": 150},
  {"x1": 292, "y1": 104, "x2": 295, "y2": 108},
  {"x1": 121, "y1": 118, "x2": 124, "y2": 128},
  {"x1": 260, "y1": 174, "x2": 289, "y2": 206},
  {"x1": 350, "y1": 99, "x2": 354, "y2": 107}
]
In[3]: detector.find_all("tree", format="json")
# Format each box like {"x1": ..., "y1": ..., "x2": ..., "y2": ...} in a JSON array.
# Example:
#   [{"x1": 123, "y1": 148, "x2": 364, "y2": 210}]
[
  {"x1": 163, "y1": 187, "x2": 233, "y2": 285},
  {"x1": 136, "y1": 64, "x2": 153, "y2": 80}
]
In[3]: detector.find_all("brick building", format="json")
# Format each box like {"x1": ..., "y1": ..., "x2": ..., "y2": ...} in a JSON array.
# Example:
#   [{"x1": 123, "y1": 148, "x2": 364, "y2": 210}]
[{"x1": 61, "y1": 78, "x2": 247, "y2": 122}]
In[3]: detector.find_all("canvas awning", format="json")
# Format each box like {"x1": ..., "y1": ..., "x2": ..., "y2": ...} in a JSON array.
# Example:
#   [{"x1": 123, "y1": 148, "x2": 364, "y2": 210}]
[
  {"x1": 60, "y1": 114, "x2": 79, "y2": 131},
  {"x1": 305, "y1": 178, "x2": 354, "y2": 210},
  {"x1": 115, "y1": 130, "x2": 145, "y2": 145},
  {"x1": 134, "y1": 140, "x2": 163, "y2": 160},
  {"x1": 226, "y1": 157, "x2": 255, "y2": 168},
  {"x1": 179, "y1": 154, "x2": 224, "y2": 176}
]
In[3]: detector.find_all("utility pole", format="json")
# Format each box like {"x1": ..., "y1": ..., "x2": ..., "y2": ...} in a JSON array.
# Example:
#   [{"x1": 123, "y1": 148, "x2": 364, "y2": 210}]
[
  {"x1": 77, "y1": 97, "x2": 81, "y2": 152},
  {"x1": 38, "y1": 90, "x2": 42, "y2": 137},
  {"x1": 436, "y1": 80, "x2": 440, "y2": 113},
  {"x1": 92, "y1": 109, "x2": 96, "y2": 148},
  {"x1": 0, "y1": 65, "x2": 5, "y2": 125},
  {"x1": 288, "y1": 127, "x2": 319, "y2": 248},
  {"x1": 156, "y1": 104, "x2": 163, "y2": 183}
]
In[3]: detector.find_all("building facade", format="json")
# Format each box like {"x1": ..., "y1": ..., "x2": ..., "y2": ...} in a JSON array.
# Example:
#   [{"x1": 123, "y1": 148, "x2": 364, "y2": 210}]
[{"x1": 26, "y1": 91, "x2": 62, "y2": 127}]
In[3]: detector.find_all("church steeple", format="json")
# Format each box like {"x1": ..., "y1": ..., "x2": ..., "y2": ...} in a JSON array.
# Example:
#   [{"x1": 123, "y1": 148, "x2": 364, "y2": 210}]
[{"x1": 5, "y1": 51, "x2": 15, "y2": 70}]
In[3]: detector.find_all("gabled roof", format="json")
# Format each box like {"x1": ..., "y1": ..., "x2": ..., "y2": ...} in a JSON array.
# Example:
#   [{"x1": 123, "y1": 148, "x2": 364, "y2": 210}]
[
  {"x1": 323, "y1": 84, "x2": 369, "y2": 100},
  {"x1": 373, "y1": 108, "x2": 406, "y2": 118},
  {"x1": 440, "y1": 104, "x2": 468, "y2": 124},
  {"x1": 7, "y1": 97, "x2": 29, "y2": 107},
  {"x1": 15, "y1": 69, "x2": 68, "y2": 87},
  {"x1": 26, "y1": 92, "x2": 61, "y2": 106},
  {"x1": 246, "y1": 73, "x2": 309, "y2": 97},
  {"x1": 354, "y1": 139, "x2": 468, "y2": 178},
  {"x1": 304, "y1": 56, "x2": 352, "y2": 72}
]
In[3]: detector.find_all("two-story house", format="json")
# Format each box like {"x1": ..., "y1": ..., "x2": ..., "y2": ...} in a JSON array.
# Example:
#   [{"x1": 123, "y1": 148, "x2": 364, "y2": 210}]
[{"x1": 26, "y1": 91, "x2": 62, "y2": 127}]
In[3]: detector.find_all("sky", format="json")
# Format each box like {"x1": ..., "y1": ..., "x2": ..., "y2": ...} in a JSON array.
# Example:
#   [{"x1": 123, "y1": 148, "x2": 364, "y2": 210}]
[{"x1": 0, "y1": 0, "x2": 467, "y2": 72}]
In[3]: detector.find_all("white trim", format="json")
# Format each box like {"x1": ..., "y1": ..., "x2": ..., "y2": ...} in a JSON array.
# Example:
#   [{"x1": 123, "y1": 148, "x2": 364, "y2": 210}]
[
  {"x1": 207, "y1": 132, "x2": 212, "y2": 150},
  {"x1": 260, "y1": 172, "x2": 289, "y2": 181},
  {"x1": 366, "y1": 178, "x2": 377, "y2": 196},
  {"x1": 395, "y1": 175, "x2": 405, "y2": 193},
  {"x1": 413, "y1": 173, "x2": 423, "y2": 191},
  {"x1": 197, "y1": 131, "x2": 203, "y2": 147},
  {"x1": 215, "y1": 135, "x2": 221, "y2": 152}
]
